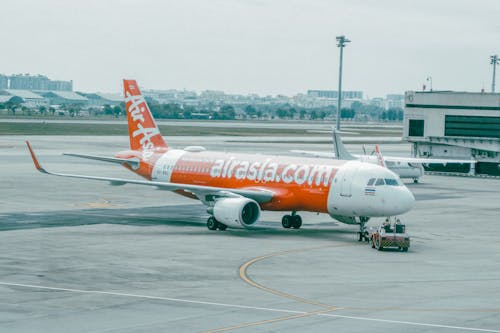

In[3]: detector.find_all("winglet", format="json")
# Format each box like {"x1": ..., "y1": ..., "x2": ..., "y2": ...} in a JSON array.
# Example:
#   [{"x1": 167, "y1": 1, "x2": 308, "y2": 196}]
[{"x1": 26, "y1": 141, "x2": 48, "y2": 174}]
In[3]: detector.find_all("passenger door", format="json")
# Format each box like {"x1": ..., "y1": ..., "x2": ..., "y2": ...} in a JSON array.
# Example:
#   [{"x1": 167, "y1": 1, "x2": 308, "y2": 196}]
[{"x1": 340, "y1": 166, "x2": 358, "y2": 197}]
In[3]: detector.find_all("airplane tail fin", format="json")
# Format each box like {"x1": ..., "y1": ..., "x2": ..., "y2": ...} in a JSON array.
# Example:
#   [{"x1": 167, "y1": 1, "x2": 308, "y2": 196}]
[
  {"x1": 374, "y1": 145, "x2": 387, "y2": 168},
  {"x1": 123, "y1": 79, "x2": 167, "y2": 151},
  {"x1": 332, "y1": 128, "x2": 356, "y2": 160}
]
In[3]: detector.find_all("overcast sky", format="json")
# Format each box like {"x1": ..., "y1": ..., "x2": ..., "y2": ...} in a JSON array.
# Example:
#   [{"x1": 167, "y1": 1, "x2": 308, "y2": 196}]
[{"x1": 1, "y1": 0, "x2": 499, "y2": 97}]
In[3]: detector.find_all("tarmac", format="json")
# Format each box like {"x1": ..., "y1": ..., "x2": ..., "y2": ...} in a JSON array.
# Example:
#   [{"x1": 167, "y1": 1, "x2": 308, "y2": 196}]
[{"x1": 1, "y1": 135, "x2": 499, "y2": 332}]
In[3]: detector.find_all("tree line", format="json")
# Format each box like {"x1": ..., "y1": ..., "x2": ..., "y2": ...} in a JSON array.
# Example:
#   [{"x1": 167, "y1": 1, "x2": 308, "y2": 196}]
[{"x1": 1, "y1": 98, "x2": 403, "y2": 122}]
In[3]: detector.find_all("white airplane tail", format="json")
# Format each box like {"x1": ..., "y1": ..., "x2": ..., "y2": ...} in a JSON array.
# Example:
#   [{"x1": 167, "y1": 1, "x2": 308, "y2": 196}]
[{"x1": 332, "y1": 128, "x2": 356, "y2": 160}]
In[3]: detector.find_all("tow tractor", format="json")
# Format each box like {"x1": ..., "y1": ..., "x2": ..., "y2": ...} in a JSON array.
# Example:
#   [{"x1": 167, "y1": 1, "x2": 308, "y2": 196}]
[{"x1": 369, "y1": 218, "x2": 410, "y2": 252}]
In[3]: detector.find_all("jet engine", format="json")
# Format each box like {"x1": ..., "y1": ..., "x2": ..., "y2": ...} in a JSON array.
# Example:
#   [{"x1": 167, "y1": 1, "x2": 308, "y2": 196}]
[{"x1": 213, "y1": 197, "x2": 261, "y2": 228}]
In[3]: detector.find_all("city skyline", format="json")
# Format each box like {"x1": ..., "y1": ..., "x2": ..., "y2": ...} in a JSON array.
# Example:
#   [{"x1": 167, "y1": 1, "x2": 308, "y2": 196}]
[{"x1": 1, "y1": 0, "x2": 499, "y2": 97}]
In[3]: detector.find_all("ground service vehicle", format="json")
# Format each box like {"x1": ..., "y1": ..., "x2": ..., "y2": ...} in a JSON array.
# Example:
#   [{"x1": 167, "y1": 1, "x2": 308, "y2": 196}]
[{"x1": 370, "y1": 219, "x2": 410, "y2": 251}]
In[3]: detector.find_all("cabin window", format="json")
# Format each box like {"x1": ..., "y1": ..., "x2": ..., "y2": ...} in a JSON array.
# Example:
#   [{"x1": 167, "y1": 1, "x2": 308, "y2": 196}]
[{"x1": 384, "y1": 178, "x2": 400, "y2": 186}]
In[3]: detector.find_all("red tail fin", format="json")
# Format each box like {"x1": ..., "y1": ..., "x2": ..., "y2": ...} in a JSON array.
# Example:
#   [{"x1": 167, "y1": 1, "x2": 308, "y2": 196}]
[
  {"x1": 123, "y1": 79, "x2": 167, "y2": 151},
  {"x1": 374, "y1": 145, "x2": 386, "y2": 168}
]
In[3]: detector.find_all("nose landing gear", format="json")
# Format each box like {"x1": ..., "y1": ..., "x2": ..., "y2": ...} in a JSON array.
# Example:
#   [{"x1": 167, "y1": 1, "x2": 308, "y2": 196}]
[{"x1": 358, "y1": 216, "x2": 370, "y2": 242}]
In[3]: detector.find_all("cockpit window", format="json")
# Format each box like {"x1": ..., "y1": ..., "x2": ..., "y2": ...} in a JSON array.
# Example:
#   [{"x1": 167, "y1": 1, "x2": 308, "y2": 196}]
[
  {"x1": 375, "y1": 178, "x2": 385, "y2": 186},
  {"x1": 384, "y1": 178, "x2": 400, "y2": 186},
  {"x1": 367, "y1": 178, "x2": 375, "y2": 186}
]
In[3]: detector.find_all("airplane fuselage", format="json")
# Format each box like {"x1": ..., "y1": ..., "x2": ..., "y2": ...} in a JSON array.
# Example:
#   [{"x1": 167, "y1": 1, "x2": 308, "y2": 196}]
[{"x1": 117, "y1": 148, "x2": 415, "y2": 220}]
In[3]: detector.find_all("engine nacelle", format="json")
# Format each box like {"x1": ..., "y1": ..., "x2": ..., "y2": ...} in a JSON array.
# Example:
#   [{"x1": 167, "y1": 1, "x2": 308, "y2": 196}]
[{"x1": 213, "y1": 197, "x2": 260, "y2": 228}]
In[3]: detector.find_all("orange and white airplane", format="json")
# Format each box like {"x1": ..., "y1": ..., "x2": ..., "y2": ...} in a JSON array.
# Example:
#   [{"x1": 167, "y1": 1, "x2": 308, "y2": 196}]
[{"x1": 26, "y1": 79, "x2": 415, "y2": 240}]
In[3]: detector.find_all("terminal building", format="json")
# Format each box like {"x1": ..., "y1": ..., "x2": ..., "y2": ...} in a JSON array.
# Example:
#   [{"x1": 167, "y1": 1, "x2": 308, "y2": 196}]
[
  {"x1": 403, "y1": 91, "x2": 500, "y2": 176},
  {"x1": 0, "y1": 75, "x2": 8, "y2": 89}
]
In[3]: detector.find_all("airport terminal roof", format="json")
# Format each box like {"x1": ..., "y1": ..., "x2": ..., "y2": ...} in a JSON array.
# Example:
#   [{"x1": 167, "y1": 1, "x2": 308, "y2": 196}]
[
  {"x1": 95, "y1": 93, "x2": 122, "y2": 102},
  {"x1": 42, "y1": 91, "x2": 88, "y2": 101},
  {"x1": 0, "y1": 95, "x2": 15, "y2": 103},
  {"x1": 2, "y1": 89, "x2": 45, "y2": 99},
  {"x1": 79, "y1": 92, "x2": 122, "y2": 102}
]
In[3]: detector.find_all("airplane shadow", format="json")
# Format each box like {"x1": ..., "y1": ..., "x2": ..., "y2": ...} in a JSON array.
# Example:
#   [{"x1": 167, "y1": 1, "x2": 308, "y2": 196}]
[{"x1": 0, "y1": 205, "x2": 361, "y2": 243}]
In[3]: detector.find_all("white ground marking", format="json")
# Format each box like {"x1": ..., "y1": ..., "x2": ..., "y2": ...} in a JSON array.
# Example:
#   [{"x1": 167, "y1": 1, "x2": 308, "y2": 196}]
[
  {"x1": 319, "y1": 313, "x2": 500, "y2": 332},
  {"x1": 1, "y1": 281, "x2": 499, "y2": 333}
]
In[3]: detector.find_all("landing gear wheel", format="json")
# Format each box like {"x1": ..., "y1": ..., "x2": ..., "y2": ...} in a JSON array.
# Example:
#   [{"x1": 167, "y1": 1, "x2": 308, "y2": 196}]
[
  {"x1": 207, "y1": 216, "x2": 218, "y2": 231},
  {"x1": 358, "y1": 217, "x2": 369, "y2": 242},
  {"x1": 291, "y1": 215, "x2": 302, "y2": 229},
  {"x1": 402, "y1": 247, "x2": 408, "y2": 252},
  {"x1": 217, "y1": 223, "x2": 227, "y2": 231},
  {"x1": 358, "y1": 231, "x2": 369, "y2": 242},
  {"x1": 282, "y1": 215, "x2": 292, "y2": 229}
]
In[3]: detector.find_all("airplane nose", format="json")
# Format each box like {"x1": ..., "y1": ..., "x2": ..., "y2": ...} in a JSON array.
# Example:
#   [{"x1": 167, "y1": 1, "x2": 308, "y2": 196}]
[
  {"x1": 398, "y1": 186, "x2": 415, "y2": 213},
  {"x1": 384, "y1": 186, "x2": 415, "y2": 216}
]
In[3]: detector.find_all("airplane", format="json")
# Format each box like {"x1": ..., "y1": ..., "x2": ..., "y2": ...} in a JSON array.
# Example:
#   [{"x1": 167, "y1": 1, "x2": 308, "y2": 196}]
[
  {"x1": 292, "y1": 129, "x2": 476, "y2": 183},
  {"x1": 26, "y1": 79, "x2": 415, "y2": 241}
]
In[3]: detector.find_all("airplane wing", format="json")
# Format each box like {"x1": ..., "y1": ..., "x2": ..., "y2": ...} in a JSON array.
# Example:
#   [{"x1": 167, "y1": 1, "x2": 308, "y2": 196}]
[
  {"x1": 291, "y1": 149, "x2": 475, "y2": 166},
  {"x1": 384, "y1": 156, "x2": 476, "y2": 165},
  {"x1": 63, "y1": 153, "x2": 140, "y2": 169},
  {"x1": 27, "y1": 142, "x2": 274, "y2": 204}
]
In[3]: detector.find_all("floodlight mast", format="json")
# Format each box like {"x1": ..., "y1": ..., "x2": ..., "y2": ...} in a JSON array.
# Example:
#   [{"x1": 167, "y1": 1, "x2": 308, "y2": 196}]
[
  {"x1": 491, "y1": 55, "x2": 498, "y2": 93},
  {"x1": 336, "y1": 35, "x2": 350, "y2": 130}
]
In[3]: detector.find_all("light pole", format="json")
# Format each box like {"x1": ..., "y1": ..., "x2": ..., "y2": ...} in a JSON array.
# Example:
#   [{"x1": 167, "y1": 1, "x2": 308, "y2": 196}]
[
  {"x1": 491, "y1": 55, "x2": 498, "y2": 93},
  {"x1": 336, "y1": 35, "x2": 350, "y2": 130}
]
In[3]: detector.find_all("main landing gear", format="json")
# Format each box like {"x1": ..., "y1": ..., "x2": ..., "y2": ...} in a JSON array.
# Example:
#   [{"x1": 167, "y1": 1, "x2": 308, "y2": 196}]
[
  {"x1": 206, "y1": 216, "x2": 227, "y2": 231},
  {"x1": 282, "y1": 212, "x2": 302, "y2": 229}
]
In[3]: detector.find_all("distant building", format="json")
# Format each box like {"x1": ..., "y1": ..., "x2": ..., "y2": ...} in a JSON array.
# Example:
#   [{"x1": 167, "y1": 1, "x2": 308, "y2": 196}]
[
  {"x1": 307, "y1": 90, "x2": 363, "y2": 99},
  {"x1": 0, "y1": 75, "x2": 8, "y2": 89},
  {"x1": 8, "y1": 74, "x2": 72, "y2": 91},
  {"x1": 369, "y1": 97, "x2": 385, "y2": 108},
  {"x1": 9, "y1": 74, "x2": 50, "y2": 90},
  {"x1": 200, "y1": 90, "x2": 225, "y2": 99},
  {"x1": 142, "y1": 89, "x2": 198, "y2": 104},
  {"x1": 48, "y1": 80, "x2": 73, "y2": 91},
  {"x1": 404, "y1": 91, "x2": 500, "y2": 176},
  {"x1": 386, "y1": 94, "x2": 405, "y2": 109}
]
